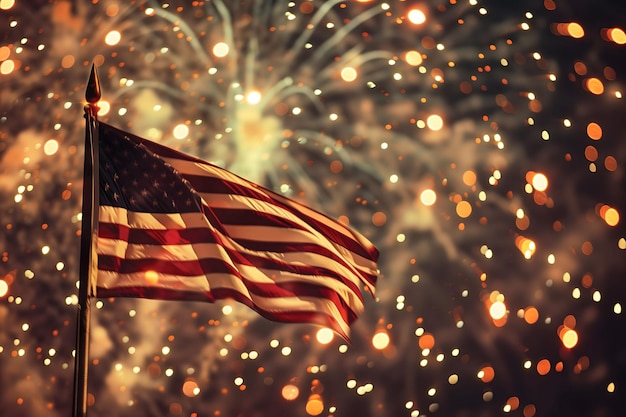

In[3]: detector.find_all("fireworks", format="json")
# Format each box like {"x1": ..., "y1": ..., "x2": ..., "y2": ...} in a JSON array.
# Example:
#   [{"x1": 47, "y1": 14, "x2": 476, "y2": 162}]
[{"x1": 1, "y1": 0, "x2": 625, "y2": 416}]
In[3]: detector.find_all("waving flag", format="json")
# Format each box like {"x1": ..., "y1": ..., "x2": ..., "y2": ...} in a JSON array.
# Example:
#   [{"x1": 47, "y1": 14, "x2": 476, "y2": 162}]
[{"x1": 95, "y1": 122, "x2": 379, "y2": 339}]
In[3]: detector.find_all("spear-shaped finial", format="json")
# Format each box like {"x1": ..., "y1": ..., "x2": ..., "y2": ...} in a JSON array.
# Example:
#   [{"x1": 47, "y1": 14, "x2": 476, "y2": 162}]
[
  {"x1": 85, "y1": 64, "x2": 101, "y2": 119},
  {"x1": 85, "y1": 63, "x2": 101, "y2": 104}
]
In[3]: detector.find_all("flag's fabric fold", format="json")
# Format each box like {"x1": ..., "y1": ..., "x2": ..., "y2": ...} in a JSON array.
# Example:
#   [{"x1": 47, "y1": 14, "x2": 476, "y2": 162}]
[{"x1": 95, "y1": 122, "x2": 379, "y2": 339}]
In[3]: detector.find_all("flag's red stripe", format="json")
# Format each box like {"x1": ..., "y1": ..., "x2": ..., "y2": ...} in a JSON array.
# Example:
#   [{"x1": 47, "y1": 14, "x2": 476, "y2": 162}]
[{"x1": 209, "y1": 207, "x2": 308, "y2": 228}]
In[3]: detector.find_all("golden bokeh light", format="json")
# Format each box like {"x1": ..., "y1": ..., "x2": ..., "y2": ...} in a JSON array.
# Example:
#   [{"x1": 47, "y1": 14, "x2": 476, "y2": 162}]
[
  {"x1": 340, "y1": 66, "x2": 358, "y2": 82},
  {"x1": 105, "y1": 30, "x2": 121, "y2": 46},
  {"x1": 372, "y1": 330, "x2": 390, "y2": 350},
  {"x1": 489, "y1": 300, "x2": 507, "y2": 320},
  {"x1": 315, "y1": 328, "x2": 334, "y2": 345},
  {"x1": 407, "y1": 9, "x2": 426, "y2": 25},
  {"x1": 305, "y1": 394, "x2": 324, "y2": 416},
  {"x1": 566, "y1": 22, "x2": 584, "y2": 38},
  {"x1": 405, "y1": 50, "x2": 423, "y2": 66},
  {"x1": 607, "y1": 27, "x2": 626, "y2": 44},
  {"x1": 420, "y1": 189, "x2": 437, "y2": 206},
  {"x1": 213, "y1": 42, "x2": 229, "y2": 57},
  {"x1": 462, "y1": 170, "x2": 477, "y2": 186},
  {"x1": 281, "y1": 384, "x2": 300, "y2": 401},
  {"x1": 0, "y1": 280, "x2": 8, "y2": 297},
  {"x1": 0, "y1": 0, "x2": 15, "y2": 10},
  {"x1": 530, "y1": 172, "x2": 548, "y2": 191},
  {"x1": 561, "y1": 329, "x2": 579, "y2": 348},
  {"x1": 0, "y1": 59, "x2": 15, "y2": 75},
  {"x1": 426, "y1": 114, "x2": 444, "y2": 131},
  {"x1": 455, "y1": 200, "x2": 472, "y2": 218},
  {"x1": 584, "y1": 77, "x2": 604, "y2": 95}
]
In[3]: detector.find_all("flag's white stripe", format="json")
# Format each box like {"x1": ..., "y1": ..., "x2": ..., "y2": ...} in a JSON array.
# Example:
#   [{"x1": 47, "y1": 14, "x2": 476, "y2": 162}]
[
  {"x1": 100, "y1": 205, "x2": 212, "y2": 230},
  {"x1": 97, "y1": 237, "x2": 364, "y2": 310},
  {"x1": 98, "y1": 269, "x2": 212, "y2": 291},
  {"x1": 97, "y1": 270, "x2": 351, "y2": 336}
]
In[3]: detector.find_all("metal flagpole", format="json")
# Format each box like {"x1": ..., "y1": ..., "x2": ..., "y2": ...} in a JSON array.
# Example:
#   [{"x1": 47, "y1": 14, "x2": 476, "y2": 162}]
[{"x1": 73, "y1": 64, "x2": 101, "y2": 417}]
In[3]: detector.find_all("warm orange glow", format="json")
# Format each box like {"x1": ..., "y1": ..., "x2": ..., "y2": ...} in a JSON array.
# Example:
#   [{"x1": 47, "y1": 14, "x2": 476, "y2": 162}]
[
  {"x1": 585, "y1": 77, "x2": 604, "y2": 95},
  {"x1": 607, "y1": 28, "x2": 626, "y2": 44},
  {"x1": 605, "y1": 156, "x2": 618, "y2": 171},
  {"x1": 563, "y1": 315, "x2": 577, "y2": 329},
  {"x1": 565, "y1": 22, "x2": 584, "y2": 38},
  {"x1": 524, "y1": 404, "x2": 537, "y2": 417},
  {"x1": 418, "y1": 333, "x2": 435, "y2": 350},
  {"x1": 305, "y1": 394, "x2": 324, "y2": 416},
  {"x1": 586, "y1": 122, "x2": 602, "y2": 140},
  {"x1": 523, "y1": 307, "x2": 539, "y2": 324},
  {"x1": 561, "y1": 328, "x2": 579, "y2": 348},
  {"x1": 584, "y1": 145, "x2": 598, "y2": 161},
  {"x1": 182, "y1": 379, "x2": 200, "y2": 397},
  {"x1": 281, "y1": 384, "x2": 300, "y2": 401},
  {"x1": 462, "y1": 170, "x2": 477, "y2": 186},
  {"x1": 0, "y1": 45, "x2": 10, "y2": 61},
  {"x1": 144, "y1": 270, "x2": 159, "y2": 284},
  {"x1": 573, "y1": 61, "x2": 587, "y2": 76},
  {"x1": 478, "y1": 365, "x2": 495, "y2": 382},
  {"x1": 330, "y1": 160, "x2": 343, "y2": 173},
  {"x1": 601, "y1": 206, "x2": 620, "y2": 226},
  {"x1": 372, "y1": 211, "x2": 387, "y2": 226},
  {"x1": 536, "y1": 359, "x2": 551, "y2": 375},
  {"x1": 515, "y1": 236, "x2": 536, "y2": 259},
  {"x1": 61, "y1": 54, "x2": 75, "y2": 69},
  {"x1": 506, "y1": 396, "x2": 520, "y2": 411},
  {"x1": 456, "y1": 201, "x2": 472, "y2": 218}
]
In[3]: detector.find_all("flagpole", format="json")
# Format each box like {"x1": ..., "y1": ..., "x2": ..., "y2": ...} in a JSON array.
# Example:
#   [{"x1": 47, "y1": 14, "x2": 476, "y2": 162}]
[{"x1": 73, "y1": 64, "x2": 101, "y2": 417}]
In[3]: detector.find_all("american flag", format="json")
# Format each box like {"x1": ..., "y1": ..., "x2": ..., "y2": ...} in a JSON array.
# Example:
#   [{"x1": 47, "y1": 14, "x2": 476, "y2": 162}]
[{"x1": 95, "y1": 122, "x2": 379, "y2": 339}]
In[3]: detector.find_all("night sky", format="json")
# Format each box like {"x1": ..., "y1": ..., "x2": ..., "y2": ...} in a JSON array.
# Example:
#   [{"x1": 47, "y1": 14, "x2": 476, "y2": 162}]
[{"x1": 1, "y1": 1, "x2": 625, "y2": 416}]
